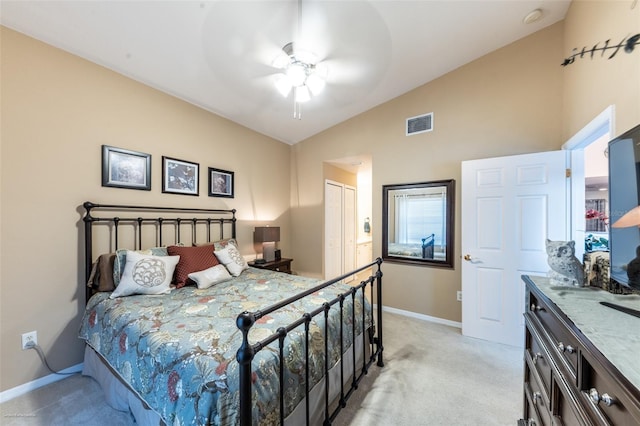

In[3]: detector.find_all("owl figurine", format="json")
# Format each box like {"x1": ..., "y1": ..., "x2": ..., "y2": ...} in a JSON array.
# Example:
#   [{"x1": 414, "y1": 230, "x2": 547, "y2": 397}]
[{"x1": 546, "y1": 239, "x2": 585, "y2": 287}]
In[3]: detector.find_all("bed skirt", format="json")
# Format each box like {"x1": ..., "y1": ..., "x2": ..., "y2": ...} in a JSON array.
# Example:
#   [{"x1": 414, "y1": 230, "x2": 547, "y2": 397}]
[
  {"x1": 82, "y1": 331, "x2": 369, "y2": 425},
  {"x1": 82, "y1": 345, "x2": 162, "y2": 424}
]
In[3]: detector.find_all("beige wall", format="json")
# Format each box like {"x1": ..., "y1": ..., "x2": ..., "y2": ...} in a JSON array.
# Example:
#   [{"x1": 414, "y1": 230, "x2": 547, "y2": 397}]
[
  {"x1": 562, "y1": 0, "x2": 640, "y2": 139},
  {"x1": 291, "y1": 23, "x2": 566, "y2": 322},
  {"x1": 323, "y1": 164, "x2": 357, "y2": 188},
  {"x1": 0, "y1": 27, "x2": 291, "y2": 392}
]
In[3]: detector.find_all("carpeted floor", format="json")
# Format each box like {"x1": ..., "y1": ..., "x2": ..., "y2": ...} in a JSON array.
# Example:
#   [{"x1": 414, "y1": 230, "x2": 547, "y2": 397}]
[{"x1": 0, "y1": 311, "x2": 523, "y2": 425}]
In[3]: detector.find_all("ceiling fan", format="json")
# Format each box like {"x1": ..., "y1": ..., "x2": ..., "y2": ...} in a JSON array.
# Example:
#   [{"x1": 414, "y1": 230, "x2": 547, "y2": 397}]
[
  {"x1": 200, "y1": 1, "x2": 392, "y2": 119},
  {"x1": 270, "y1": 0, "x2": 330, "y2": 119},
  {"x1": 272, "y1": 41, "x2": 327, "y2": 119}
]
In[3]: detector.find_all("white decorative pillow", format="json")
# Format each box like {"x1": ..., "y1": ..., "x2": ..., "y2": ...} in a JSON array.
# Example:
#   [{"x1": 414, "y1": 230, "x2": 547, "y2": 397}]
[
  {"x1": 110, "y1": 251, "x2": 180, "y2": 298},
  {"x1": 188, "y1": 264, "x2": 232, "y2": 289},
  {"x1": 113, "y1": 246, "x2": 168, "y2": 286},
  {"x1": 214, "y1": 244, "x2": 248, "y2": 277}
]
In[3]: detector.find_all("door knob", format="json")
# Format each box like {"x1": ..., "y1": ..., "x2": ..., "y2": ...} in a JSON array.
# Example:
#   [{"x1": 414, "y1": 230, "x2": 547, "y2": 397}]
[{"x1": 464, "y1": 254, "x2": 472, "y2": 261}]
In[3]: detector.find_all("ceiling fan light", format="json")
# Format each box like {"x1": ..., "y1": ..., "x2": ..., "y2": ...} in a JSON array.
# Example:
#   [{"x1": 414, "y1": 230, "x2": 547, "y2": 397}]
[
  {"x1": 295, "y1": 85, "x2": 311, "y2": 103},
  {"x1": 287, "y1": 63, "x2": 307, "y2": 87},
  {"x1": 306, "y1": 73, "x2": 325, "y2": 95},
  {"x1": 274, "y1": 74, "x2": 292, "y2": 97}
]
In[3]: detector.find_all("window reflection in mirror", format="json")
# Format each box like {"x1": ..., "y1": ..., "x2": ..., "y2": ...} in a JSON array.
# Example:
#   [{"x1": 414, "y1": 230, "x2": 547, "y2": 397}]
[{"x1": 382, "y1": 180, "x2": 455, "y2": 268}]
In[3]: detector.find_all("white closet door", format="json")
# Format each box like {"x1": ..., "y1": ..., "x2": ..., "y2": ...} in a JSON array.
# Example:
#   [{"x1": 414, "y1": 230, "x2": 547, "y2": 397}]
[
  {"x1": 343, "y1": 185, "x2": 356, "y2": 283},
  {"x1": 325, "y1": 181, "x2": 343, "y2": 279}
]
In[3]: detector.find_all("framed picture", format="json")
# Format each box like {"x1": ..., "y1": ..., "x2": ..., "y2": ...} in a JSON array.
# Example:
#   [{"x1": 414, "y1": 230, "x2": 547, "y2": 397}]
[
  {"x1": 102, "y1": 145, "x2": 151, "y2": 190},
  {"x1": 162, "y1": 156, "x2": 199, "y2": 196},
  {"x1": 208, "y1": 167, "x2": 234, "y2": 198}
]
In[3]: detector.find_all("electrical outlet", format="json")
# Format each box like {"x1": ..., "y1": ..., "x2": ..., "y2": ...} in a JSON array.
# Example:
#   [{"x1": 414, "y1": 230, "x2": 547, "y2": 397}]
[
  {"x1": 21, "y1": 331, "x2": 37, "y2": 350},
  {"x1": 456, "y1": 291, "x2": 462, "y2": 302}
]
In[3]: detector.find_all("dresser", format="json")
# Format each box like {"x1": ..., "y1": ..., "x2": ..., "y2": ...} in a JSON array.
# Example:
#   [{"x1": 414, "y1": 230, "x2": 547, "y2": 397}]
[{"x1": 521, "y1": 275, "x2": 640, "y2": 425}]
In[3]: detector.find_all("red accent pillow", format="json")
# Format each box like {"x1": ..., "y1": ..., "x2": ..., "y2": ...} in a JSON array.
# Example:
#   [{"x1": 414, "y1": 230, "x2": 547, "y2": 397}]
[{"x1": 167, "y1": 245, "x2": 220, "y2": 288}]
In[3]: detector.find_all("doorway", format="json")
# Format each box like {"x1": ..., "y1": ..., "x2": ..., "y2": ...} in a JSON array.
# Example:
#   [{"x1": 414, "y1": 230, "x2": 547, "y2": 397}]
[
  {"x1": 323, "y1": 156, "x2": 373, "y2": 280},
  {"x1": 460, "y1": 106, "x2": 615, "y2": 347},
  {"x1": 324, "y1": 180, "x2": 356, "y2": 281},
  {"x1": 563, "y1": 105, "x2": 614, "y2": 262}
]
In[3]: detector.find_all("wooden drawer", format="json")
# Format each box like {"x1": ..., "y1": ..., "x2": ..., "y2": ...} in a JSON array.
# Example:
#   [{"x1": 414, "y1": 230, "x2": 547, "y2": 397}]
[
  {"x1": 580, "y1": 355, "x2": 638, "y2": 425},
  {"x1": 525, "y1": 361, "x2": 552, "y2": 426},
  {"x1": 523, "y1": 385, "x2": 544, "y2": 426},
  {"x1": 529, "y1": 292, "x2": 579, "y2": 380},
  {"x1": 552, "y1": 377, "x2": 585, "y2": 426},
  {"x1": 525, "y1": 317, "x2": 553, "y2": 398},
  {"x1": 272, "y1": 264, "x2": 290, "y2": 273}
]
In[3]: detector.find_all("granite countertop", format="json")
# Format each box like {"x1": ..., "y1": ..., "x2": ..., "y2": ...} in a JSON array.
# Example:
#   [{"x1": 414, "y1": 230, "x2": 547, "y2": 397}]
[{"x1": 528, "y1": 276, "x2": 640, "y2": 393}]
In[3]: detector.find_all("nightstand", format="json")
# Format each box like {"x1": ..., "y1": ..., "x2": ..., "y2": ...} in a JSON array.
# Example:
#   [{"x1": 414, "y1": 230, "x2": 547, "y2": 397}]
[{"x1": 248, "y1": 258, "x2": 293, "y2": 274}]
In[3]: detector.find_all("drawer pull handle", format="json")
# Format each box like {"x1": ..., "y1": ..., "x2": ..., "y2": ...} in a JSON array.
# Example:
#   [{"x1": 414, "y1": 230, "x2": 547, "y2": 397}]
[
  {"x1": 602, "y1": 393, "x2": 615, "y2": 406},
  {"x1": 533, "y1": 352, "x2": 543, "y2": 364},
  {"x1": 590, "y1": 388, "x2": 616, "y2": 406},
  {"x1": 533, "y1": 391, "x2": 542, "y2": 406},
  {"x1": 557, "y1": 342, "x2": 575, "y2": 354},
  {"x1": 530, "y1": 303, "x2": 545, "y2": 312}
]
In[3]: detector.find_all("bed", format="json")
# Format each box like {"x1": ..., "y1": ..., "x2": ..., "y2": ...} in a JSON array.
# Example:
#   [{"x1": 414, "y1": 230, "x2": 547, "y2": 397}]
[
  {"x1": 387, "y1": 234, "x2": 436, "y2": 259},
  {"x1": 78, "y1": 202, "x2": 384, "y2": 425}
]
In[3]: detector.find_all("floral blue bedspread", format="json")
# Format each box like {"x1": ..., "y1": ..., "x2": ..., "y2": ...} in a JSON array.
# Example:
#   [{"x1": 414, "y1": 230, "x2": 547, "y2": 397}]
[{"x1": 78, "y1": 268, "x2": 370, "y2": 425}]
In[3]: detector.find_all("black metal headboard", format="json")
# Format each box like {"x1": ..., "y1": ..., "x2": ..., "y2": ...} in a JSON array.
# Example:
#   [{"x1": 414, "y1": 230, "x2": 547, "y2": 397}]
[{"x1": 82, "y1": 201, "x2": 237, "y2": 302}]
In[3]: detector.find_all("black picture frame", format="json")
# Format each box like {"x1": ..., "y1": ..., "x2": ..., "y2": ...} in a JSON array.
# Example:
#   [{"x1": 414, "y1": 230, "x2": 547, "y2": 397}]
[
  {"x1": 208, "y1": 167, "x2": 234, "y2": 198},
  {"x1": 101, "y1": 145, "x2": 151, "y2": 190},
  {"x1": 382, "y1": 179, "x2": 455, "y2": 269},
  {"x1": 162, "y1": 156, "x2": 199, "y2": 196}
]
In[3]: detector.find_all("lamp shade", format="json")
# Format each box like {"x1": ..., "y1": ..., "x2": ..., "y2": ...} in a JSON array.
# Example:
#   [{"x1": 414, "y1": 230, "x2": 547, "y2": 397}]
[
  {"x1": 306, "y1": 73, "x2": 326, "y2": 95},
  {"x1": 254, "y1": 226, "x2": 280, "y2": 243},
  {"x1": 613, "y1": 205, "x2": 640, "y2": 228},
  {"x1": 274, "y1": 74, "x2": 293, "y2": 97},
  {"x1": 286, "y1": 63, "x2": 307, "y2": 87},
  {"x1": 295, "y1": 85, "x2": 311, "y2": 103}
]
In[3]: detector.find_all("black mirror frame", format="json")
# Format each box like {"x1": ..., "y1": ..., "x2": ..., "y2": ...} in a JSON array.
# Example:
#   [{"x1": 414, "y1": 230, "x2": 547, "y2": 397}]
[{"x1": 382, "y1": 179, "x2": 455, "y2": 269}]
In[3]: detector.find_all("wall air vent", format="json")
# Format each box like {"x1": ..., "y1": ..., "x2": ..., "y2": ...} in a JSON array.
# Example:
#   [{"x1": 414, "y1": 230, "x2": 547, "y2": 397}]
[{"x1": 406, "y1": 112, "x2": 433, "y2": 136}]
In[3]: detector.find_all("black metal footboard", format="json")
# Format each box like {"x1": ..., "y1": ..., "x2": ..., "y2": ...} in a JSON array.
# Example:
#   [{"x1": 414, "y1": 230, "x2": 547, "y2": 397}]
[
  {"x1": 421, "y1": 234, "x2": 435, "y2": 259},
  {"x1": 236, "y1": 258, "x2": 384, "y2": 426}
]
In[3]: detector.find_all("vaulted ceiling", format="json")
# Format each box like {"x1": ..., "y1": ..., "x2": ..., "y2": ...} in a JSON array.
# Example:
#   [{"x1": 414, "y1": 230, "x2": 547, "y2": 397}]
[{"x1": 1, "y1": 1, "x2": 571, "y2": 144}]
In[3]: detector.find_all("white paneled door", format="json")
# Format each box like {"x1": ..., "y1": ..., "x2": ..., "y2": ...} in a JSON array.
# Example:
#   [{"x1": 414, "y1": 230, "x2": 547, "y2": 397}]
[
  {"x1": 324, "y1": 180, "x2": 356, "y2": 281},
  {"x1": 461, "y1": 151, "x2": 568, "y2": 347},
  {"x1": 325, "y1": 181, "x2": 344, "y2": 280}
]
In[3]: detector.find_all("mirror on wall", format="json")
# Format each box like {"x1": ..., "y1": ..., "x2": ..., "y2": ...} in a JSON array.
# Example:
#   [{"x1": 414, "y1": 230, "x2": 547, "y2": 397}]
[{"x1": 382, "y1": 179, "x2": 455, "y2": 268}]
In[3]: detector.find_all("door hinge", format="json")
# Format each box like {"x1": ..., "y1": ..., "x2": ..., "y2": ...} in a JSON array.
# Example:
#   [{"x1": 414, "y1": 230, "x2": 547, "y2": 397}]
[{"x1": 566, "y1": 168, "x2": 571, "y2": 178}]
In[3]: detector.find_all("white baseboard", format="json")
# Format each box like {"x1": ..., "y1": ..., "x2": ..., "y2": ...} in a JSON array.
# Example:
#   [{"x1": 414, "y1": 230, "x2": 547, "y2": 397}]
[
  {"x1": 378, "y1": 304, "x2": 462, "y2": 329},
  {"x1": 0, "y1": 363, "x2": 83, "y2": 404}
]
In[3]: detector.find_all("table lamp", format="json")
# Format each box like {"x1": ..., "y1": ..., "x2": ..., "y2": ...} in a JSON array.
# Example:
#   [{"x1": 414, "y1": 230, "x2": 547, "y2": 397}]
[{"x1": 254, "y1": 226, "x2": 280, "y2": 262}]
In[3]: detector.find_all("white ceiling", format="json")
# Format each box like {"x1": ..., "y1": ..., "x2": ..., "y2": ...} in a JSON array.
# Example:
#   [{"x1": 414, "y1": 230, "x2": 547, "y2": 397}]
[{"x1": 0, "y1": 1, "x2": 571, "y2": 145}]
